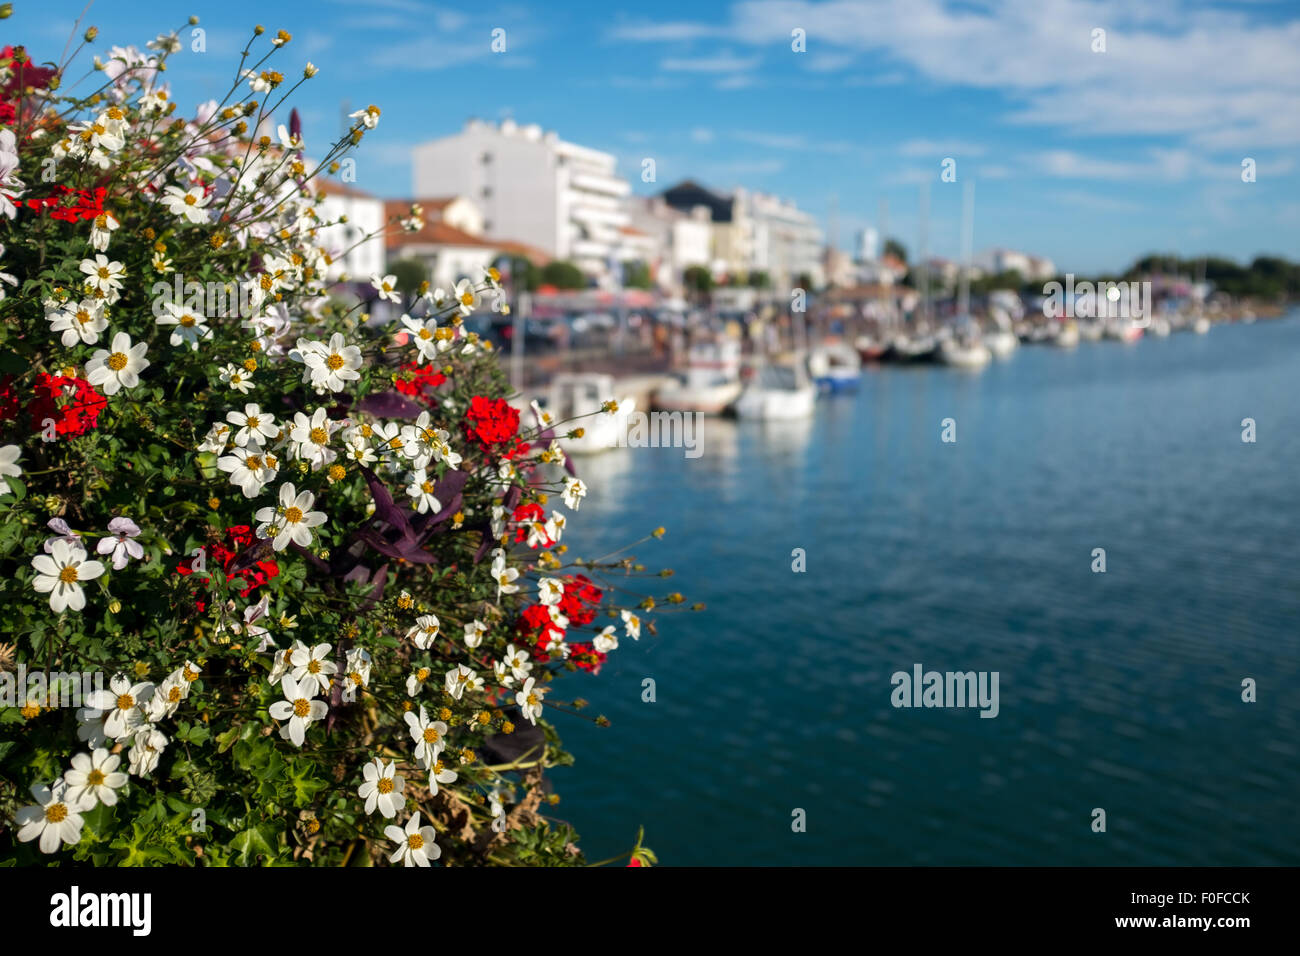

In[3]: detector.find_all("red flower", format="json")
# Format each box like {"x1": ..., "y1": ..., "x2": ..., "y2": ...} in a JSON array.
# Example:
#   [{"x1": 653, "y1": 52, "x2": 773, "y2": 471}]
[
  {"x1": 511, "y1": 502, "x2": 552, "y2": 549},
  {"x1": 0, "y1": 46, "x2": 58, "y2": 101},
  {"x1": 23, "y1": 184, "x2": 107, "y2": 223},
  {"x1": 463, "y1": 395, "x2": 527, "y2": 458},
  {"x1": 567, "y1": 642, "x2": 606, "y2": 674},
  {"x1": 627, "y1": 858, "x2": 643, "y2": 867},
  {"x1": 176, "y1": 525, "x2": 279, "y2": 611},
  {"x1": 19, "y1": 374, "x2": 108, "y2": 438},
  {"x1": 394, "y1": 361, "x2": 446, "y2": 404}
]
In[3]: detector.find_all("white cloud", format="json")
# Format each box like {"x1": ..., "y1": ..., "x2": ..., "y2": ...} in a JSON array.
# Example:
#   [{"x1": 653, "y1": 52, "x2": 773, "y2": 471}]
[
  {"x1": 661, "y1": 54, "x2": 761, "y2": 73},
  {"x1": 899, "y1": 139, "x2": 986, "y2": 158}
]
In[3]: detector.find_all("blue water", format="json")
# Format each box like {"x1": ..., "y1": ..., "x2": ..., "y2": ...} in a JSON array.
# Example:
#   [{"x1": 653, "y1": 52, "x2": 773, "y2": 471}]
[{"x1": 554, "y1": 315, "x2": 1300, "y2": 866}]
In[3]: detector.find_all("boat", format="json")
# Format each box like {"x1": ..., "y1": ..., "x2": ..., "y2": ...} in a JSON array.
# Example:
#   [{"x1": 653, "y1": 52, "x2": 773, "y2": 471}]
[
  {"x1": 546, "y1": 373, "x2": 636, "y2": 455},
  {"x1": 733, "y1": 356, "x2": 816, "y2": 420},
  {"x1": 983, "y1": 329, "x2": 1018, "y2": 359},
  {"x1": 853, "y1": 334, "x2": 888, "y2": 362},
  {"x1": 807, "y1": 342, "x2": 862, "y2": 392},
  {"x1": 937, "y1": 334, "x2": 992, "y2": 368},
  {"x1": 653, "y1": 339, "x2": 743, "y2": 414},
  {"x1": 1103, "y1": 319, "x2": 1143, "y2": 343},
  {"x1": 1052, "y1": 322, "x2": 1080, "y2": 348},
  {"x1": 1192, "y1": 316, "x2": 1211, "y2": 334},
  {"x1": 1078, "y1": 320, "x2": 1104, "y2": 342},
  {"x1": 884, "y1": 334, "x2": 939, "y2": 363}
]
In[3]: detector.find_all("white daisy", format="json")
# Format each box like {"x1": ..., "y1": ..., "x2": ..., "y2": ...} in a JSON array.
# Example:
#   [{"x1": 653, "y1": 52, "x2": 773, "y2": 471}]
[
  {"x1": 562, "y1": 476, "x2": 587, "y2": 511},
  {"x1": 85, "y1": 331, "x2": 149, "y2": 396},
  {"x1": 79, "y1": 254, "x2": 125, "y2": 295},
  {"x1": 385, "y1": 812, "x2": 440, "y2": 867},
  {"x1": 155, "y1": 300, "x2": 212, "y2": 349},
  {"x1": 0, "y1": 443, "x2": 21, "y2": 496},
  {"x1": 516, "y1": 675, "x2": 547, "y2": 725},
  {"x1": 15, "y1": 780, "x2": 89, "y2": 853},
  {"x1": 254, "y1": 482, "x2": 327, "y2": 551},
  {"x1": 162, "y1": 184, "x2": 211, "y2": 224},
  {"x1": 217, "y1": 442, "x2": 279, "y2": 498},
  {"x1": 289, "y1": 642, "x2": 337, "y2": 694},
  {"x1": 406, "y1": 614, "x2": 440, "y2": 650},
  {"x1": 268, "y1": 674, "x2": 328, "y2": 747},
  {"x1": 226, "y1": 403, "x2": 279, "y2": 447},
  {"x1": 444, "y1": 663, "x2": 483, "y2": 701},
  {"x1": 358, "y1": 758, "x2": 405, "y2": 818},
  {"x1": 371, "y1": 273, "x2": 400, "y2": 304},
  {"x1": 63, "y1": 748, "x2": 128, "y2": 807},
  {"x1": 403, "y1": 705, "x2": 447, "y2": 768},
  {"x1": 85, "y1": 674, "x2": 153, "y2": 739},
  {"x1": 31, "y1": 539, "x2": 105, "y2": 613},
  {"x1": 48, "y1": 299, "x2": 108, "y2": 346}
]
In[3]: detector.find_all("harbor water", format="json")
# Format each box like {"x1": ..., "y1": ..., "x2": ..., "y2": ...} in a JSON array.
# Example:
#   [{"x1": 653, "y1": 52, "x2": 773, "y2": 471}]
[{"x1": 553, "y1": 313, "x2": 1300, "y2": 866}]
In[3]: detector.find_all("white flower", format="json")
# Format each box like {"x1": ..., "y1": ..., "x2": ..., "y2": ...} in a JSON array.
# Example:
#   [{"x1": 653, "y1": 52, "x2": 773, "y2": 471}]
[
  {"x1": 405, "y1": 666, "x2": 433, "y2": 697},
  {"x1": 95, "y1": 516, "x2": 143, "y2": 571},
  {"x1": 386, "y1": 812, "x2": 440, "y2": 867},
  {"x1": 43, "y1": 517, "x2": 82, "y2": 553},
  {"x1": 492, "y1": 554, "x2": 519, "y2": 597},
  {"x1": 48, "y1": 299, "x2": 108, "y2": 346},
  {"x1": 254, "y1": 482, "x2": 326, "y2": 551},
  {"x1": 198, "y1": 422, "x2": 232, "y2": 453},
  {"x1": 15, "y1": 780, "x2": 88, "y2": 854},
  {"x1": 426, "y1": 757, "x2": 457, "y2": 796},
  {"x1": 493, "y1": 660, "x2": 516, "y2": 688},
  {"x1": 31, "y1": 539, "x2": 106, "y2": 613},
  {"x1": 453, "y1": 278, "x2": 479, "y2": 316},
  {"x1": 349, "y1": 105, "x2": 381, "y2": 130},
  {"x1": 90, "y1": 211, "x2": 119, "y2": 252},
  {"x1": 268, "y1": 674, "x2": 328, "y2": 747},
  {"x1": 127, "y1": 727, "x2": 169, "y2": 777},
  {"x1": 444, "y1": 663, "x2": 483, "y2": 700},
  {"x1": 622, "y1": 609, "x2": 642, "y2": 641},
  {"x1": 155, "y1": 300, "x2": 212, "y2": 349},
  {"x1": 63, "y1": 748, "x2": 128, "y2": 808},
  {"x1": 296, "y1": 333, "x2": 362, "y2": 391},
  {"x1": 288, "y1": 407, "x2": 338, "y2": 462},
  {"x1": 406, "y1": 614, "x2": 440, "y2": 650},
  {"x1": 538, "y1": 577, "x2": 564, "y2": 607},
  {"x1": 0, "y1": 443, "x2": 21, "y2": 496},
  {"x1": 463, "y1": 619, "x2": 487, "y2": 649},
  {"x1": 85, "y1": 674, "x2": 153, "y2": 739},
  {"x1": 163, "y1": 184, "x2": 211, "y2": 224},
  {"x1": 562, "y1": 476, "x2": 587, "y2": 511},
  {"x1": 79, "y1": 254, "x2": 126, "y2": 295},
  {"x1": 405, "y1": 469, "x2": 442, "y2": 515},
  {"x1": 226, "y1": 403, "x2": 279, "y2": 447},
  {"x1": 219, "y1": 363, "x2": 254, "y2": 393},
  {"x1": 503, "y1": 644, "x2": 531, "y2": 681},
  {"x1": 359, "y1": 758, "x2": 405, "y2": 818},
  {"x1": 593, "y1": 624, "x2": 619, "y2": 653},
  {"x1": 516, "y1": 675, "x2": 547, "y2": 725},
  {"x1": 403, "y1": 705, "x2": 447, "y2": 768},
  {"x1": 400, "y1": 314, "x2": 440, "y2": 360},
  {"x1": 85, "y1": 331, "x2": 149, "y2": 396},
  {"x1": 269, "y1": 641, "x2": 307, "y2": 686},
  {"x1": 371, "y1": 274, "x2": 401, "y2": 304},
  {"x1": 218, "y1": 442, "x2": 279, "y2": 498},
  {"x1": 289, "y1": 642, "x2": 337, "y2": 694}
]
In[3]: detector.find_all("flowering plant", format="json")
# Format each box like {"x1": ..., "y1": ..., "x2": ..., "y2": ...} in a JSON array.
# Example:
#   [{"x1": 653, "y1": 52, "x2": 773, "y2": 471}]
[{"x1": 0, "y1": 15, "x2": 686, "y2": 866}]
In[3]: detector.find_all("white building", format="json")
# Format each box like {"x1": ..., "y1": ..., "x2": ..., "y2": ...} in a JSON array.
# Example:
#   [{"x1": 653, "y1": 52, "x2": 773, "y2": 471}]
[
  {"x1": 624, "y1": 196, "x2": 711, "y2": 291},
  {"x1": 314, "y1": 179, "x2": 387, "y2": 282},
  {"x1": 412, "y1": 119, "x2": 631, "y2": 282},
  {"x1": 975, "y1": 248, "x2": 1056, "y2": 281}
]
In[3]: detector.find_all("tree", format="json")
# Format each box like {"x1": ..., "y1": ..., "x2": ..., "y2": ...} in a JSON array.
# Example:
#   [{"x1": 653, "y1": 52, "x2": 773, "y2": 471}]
[
  {"x1": 539, "y1": 260, "x2": 586, "y2": 290},
  {"x1": 623, "y1": 261, "x2": 652, "y2": 290},
  {"x1": 496, "y1": 254, "x2": 539, "y2": 293},
  {"x1": 683, "y1": 265, "x2": 713, "y2": 296},
  {"x1": 883, "y1": 238, "x2": 908, "y2": 263},
  {"x1": 748, "y1": 270, "x2": 771, "y2": 290}
]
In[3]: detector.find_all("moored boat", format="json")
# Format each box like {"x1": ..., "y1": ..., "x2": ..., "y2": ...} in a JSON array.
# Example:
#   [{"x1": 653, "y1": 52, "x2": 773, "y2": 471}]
[
  {"x1": 654, "y1": 339, "x2": 744, "y2": 414},
  {"x1": 733, "y1": 356, "x2": 816, "y2": 420}
]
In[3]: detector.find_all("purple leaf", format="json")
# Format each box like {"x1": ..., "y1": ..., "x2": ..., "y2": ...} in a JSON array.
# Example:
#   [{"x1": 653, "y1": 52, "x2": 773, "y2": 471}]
[{"x1": 358, "y1": 391, "x2": 425, "y2": 420}]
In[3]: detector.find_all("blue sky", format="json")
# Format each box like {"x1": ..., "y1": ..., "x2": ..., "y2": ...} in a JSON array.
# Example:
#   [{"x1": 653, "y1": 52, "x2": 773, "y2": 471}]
[{"x1": 16, "y1": 0, "x2": 1300, "y2": 273}]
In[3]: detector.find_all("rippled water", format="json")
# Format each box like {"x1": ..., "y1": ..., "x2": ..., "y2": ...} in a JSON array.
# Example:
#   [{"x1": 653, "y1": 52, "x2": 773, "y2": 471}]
[{"x1": 553, "y1": 314, "x2": 1300, "y2": 866}]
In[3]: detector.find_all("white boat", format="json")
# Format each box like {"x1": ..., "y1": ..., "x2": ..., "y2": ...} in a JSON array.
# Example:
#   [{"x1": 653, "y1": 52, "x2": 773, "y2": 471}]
[
  {"x1": 547, "y1": 373, "x2": 636, "y2": 455},
  {"x1": 733, "y1": 357, "x2": 816, "y2": 420},
  {"x1": 1103, "y1": 319, "x2": 1143, "y2": 343},
  {"x1": 1192, "y1": 316, "x2": 1211, "y2": 334},
  {"x1": 1052, "y1": 322, "x2": 1080, "y2": 348},
  {"x1": 1078, "y1": 320, "x2": 1104, "y2": 342},
  {"x1": 807, "y1": 342, "x2": 862, "y2": 392},
  {"x1": 983, "y1": 329, "x2": 1019, "y2": 359},
  {"x1": 937, "y1": 336, "x2": 992, "y2": 368},
  {"x1": 654, "y1": 339, "x2": 743, "y2": 414}
]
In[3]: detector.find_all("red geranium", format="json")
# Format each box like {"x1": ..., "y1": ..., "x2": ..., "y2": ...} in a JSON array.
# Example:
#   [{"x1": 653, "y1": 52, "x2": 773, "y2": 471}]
[
  {"x1": 9, "y1": 373, "x2": 109, "y2": 438},
  {"x1": 23, "y1": 184, "x2": 107, "y2": 223},
  {"x1": 463, "y1": 394, "x2": 528, "y2": 458},
  {"x1": 394, "y1": 361, "x2": 446, "y2": 404},
  {"x1": 176, "y1": 524, "x2": 279, "y2": 611}
]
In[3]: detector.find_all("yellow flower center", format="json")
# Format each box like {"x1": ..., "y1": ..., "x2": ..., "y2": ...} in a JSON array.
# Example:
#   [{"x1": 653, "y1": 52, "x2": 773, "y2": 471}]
[
  {"x1": 527, "y1": 693, "x2": 539, "y2": 707},
  {"x1": 309, "y1": 427, "x2": 328, "y2": 444},
  {"x1": 246, "y1": 416, "x2": 260, "y2": 428},
  {"x1": 107, "y1": 352, "x2": 128, "y2": 371},
  {"x1": 422, "y1": 727, "x2": 440, "y2": 744},
  {"x1": 460, "y1": 292, "x2": 473, "y2": 306},
  {"x1": 377, "y1": 777, "x2": 394, "y2": 794},
  {"x1": 421, "y1": 481, "x2": 435, "y2": 494},
  {"x1": 184, "y1": 194, "x2": 197, "y2": 206},
  {"x1": 293, "y1": 698, "x2": 311, "y2": 718},
  {"x1": 179, "y1": 313, "x2": 197, "y2": 327},
  {"x1": 307, "y1": 659, "x2": 321, "y2": 674},
  {"x1": 45, "y1": 803, "x2": 69, "y2": 824},
  {"x1": 87, "y1": 769, "x2": 106, "y2": 787},
  {"x1": 326, "y1": 353, "x2": 344, "y2": 370},
  {"x1": 58, "y1": 565, "x2": 79, "y2": 584},
  {"x1": 116, "y1": 693, "x2": 134, "y2": 710},
  {"x1": 284, "y1": 506, "x2": 303, "y2": 523},
  {"x1": 418, "y1": 328, "x2": 432, "y2": 339},
  {"x1": 75, "y1": 309, "x2": 91, "y2": 324},
  {"x1": 246, "y1": 455, "x2": 263, "y2": 469},
  {"x1": 407, "y1": 833, "x2": 424, "y2": 851},
  {"x1": 97, "y1": 266, "x2": 111, "y2": 279}
]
